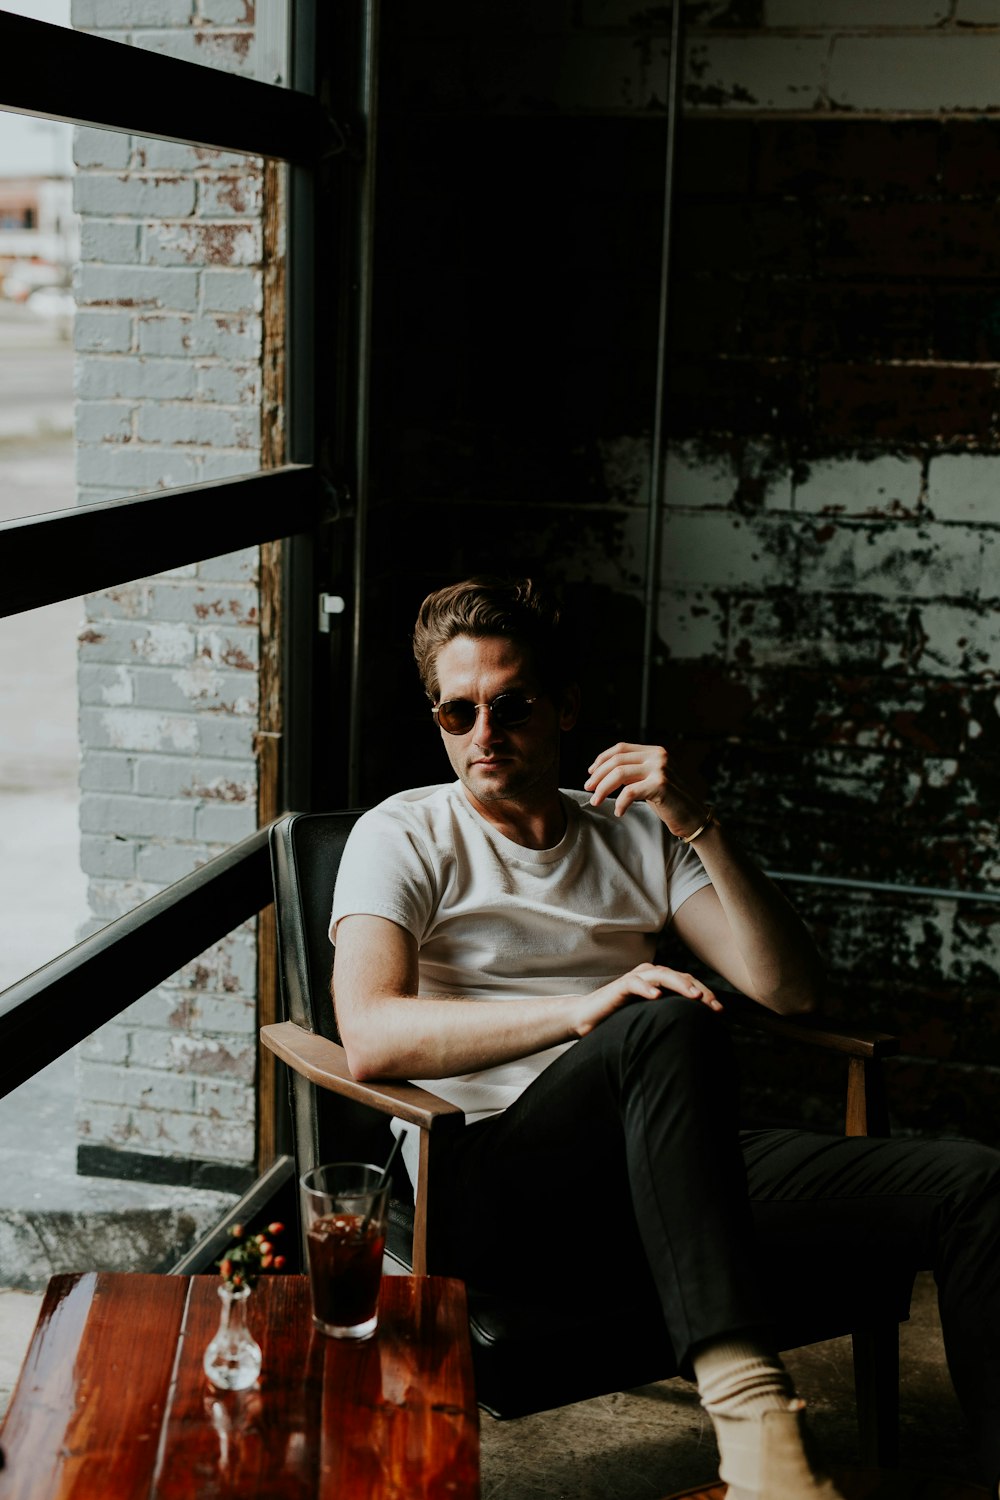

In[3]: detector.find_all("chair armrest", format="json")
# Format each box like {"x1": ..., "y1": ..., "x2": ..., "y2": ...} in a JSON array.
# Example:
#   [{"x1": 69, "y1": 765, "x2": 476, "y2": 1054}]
[
  {"x1": 725, "y1": 994, "x2": 899, "y2": 1060},
  {"x1": 261, "y1": 1020, "x2": 464, "y2": 1275},
  {"x1": 260, "y1": 1020, "x2": 465, "y2": 1130}
]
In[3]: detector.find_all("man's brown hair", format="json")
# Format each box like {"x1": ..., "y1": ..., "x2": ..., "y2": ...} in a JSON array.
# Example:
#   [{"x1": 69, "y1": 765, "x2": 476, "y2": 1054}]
[{"x1": 412, "y1": 575, "x2": 575, "y2": 702}]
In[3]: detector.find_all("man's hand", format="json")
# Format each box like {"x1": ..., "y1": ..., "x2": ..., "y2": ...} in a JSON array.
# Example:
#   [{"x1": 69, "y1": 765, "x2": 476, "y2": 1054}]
[
  {"x1": 572, "y1": 962, "x2": 722, "y2": 1037},
  {"x1": 585, "y1": 742, "x2": 709, "y2": 841}
]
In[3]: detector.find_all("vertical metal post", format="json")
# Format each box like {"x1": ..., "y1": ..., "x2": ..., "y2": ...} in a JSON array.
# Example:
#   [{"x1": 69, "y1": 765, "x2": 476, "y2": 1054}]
[
  {"x1": 347, "y1": 0, "x2": 380, "y2": 807},
  {"x1": 281, "y1": 0, "x2": 318, "y2": 817},
  {"x1": 257, "y1": 0, "x2": 299, "y2": 1172},
  {"x1": 639, "y1": 0, "x2": 684, "y2": 741}
]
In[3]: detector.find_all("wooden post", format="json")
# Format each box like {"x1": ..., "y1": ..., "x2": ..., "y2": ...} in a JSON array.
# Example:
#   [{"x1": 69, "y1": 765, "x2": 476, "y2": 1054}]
[{"x1": 846, "y1": 1056, "x2": 890, "y2": 1139}]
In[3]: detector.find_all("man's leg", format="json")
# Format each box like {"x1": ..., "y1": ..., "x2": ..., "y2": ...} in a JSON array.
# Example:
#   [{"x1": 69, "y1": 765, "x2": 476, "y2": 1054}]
[
  {"x1": 435, "y1": 995, "x2": 764, "y2": 1345},
  {"x1": 433, "y1": 997, "x2": 843, "y2": 1499},
  {"x1": 743, "y1": 1128, "x2": 1000, "y2": 1487}
]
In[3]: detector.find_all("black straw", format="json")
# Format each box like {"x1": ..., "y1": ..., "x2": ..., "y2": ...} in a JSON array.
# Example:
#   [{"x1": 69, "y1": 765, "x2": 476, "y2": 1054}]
[{"x1": 361, "y1": 1132, "x2": 403, "y2": 1234}]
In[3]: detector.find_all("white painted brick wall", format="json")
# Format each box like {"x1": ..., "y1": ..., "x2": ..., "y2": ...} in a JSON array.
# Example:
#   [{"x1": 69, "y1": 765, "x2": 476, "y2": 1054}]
[
  {"x1": 464, "y1": 2, "x2": 1000, "y2": 114},
  {"x1": 583, "y1": 4, "x2": 1000, "y2": 117},
  {"x1": 71, "y1": 0, "x2": 264, "y2": 1177},
  {"x1": 828, "y1": 34, "x2": 1000, "y2": 113},
  {"x1": 792, "y1": 456, "x2": 924, "y2": 517}
]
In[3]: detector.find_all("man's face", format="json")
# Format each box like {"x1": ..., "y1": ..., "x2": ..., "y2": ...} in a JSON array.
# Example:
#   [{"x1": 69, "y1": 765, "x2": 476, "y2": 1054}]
[{"x1": 432, "y1": 634, "x2": 577, "y2": 809}]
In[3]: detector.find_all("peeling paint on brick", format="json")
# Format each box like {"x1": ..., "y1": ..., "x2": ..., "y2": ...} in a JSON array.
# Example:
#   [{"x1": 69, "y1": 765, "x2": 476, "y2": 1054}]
[{"x1": 193, "y1": 27, "x2": 252, "y2": 62}]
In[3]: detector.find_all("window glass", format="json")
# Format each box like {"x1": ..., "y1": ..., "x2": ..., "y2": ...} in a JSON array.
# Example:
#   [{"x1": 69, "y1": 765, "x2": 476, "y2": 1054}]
[
  {"x1": 0, "y1": 96, "x2": 277, "y2": 524},
  {"x1": 0, "y1": 103, "x2": 75, "y2": 519},
  {"x1": 0, "y1": 0, "x2": 283, "y2": 84},
  {"x1": 1, "y1": 0, "x2": 70, "y2": 31},
  {"x1": 0, "y1": 547, "x2": 261, "y2": 983},
  {"x1": 0, "y1": 0, "x2": 288, "y2": 1264},
  {"x1": 0, "y1": 553, "x2": 261, "y2": 1287},
  {"x1": 0, "y1": 596, "x2": 88, "y2": 991},
  {"x1": 0, "y1": 924, "x2": 251, "y2": 1295},
  {"x1": 0, "y1": 611, "x2": 248, "y2": 1280},
  {"x1": 72, "y1": 112, "x2": 268, "y2": 515}
]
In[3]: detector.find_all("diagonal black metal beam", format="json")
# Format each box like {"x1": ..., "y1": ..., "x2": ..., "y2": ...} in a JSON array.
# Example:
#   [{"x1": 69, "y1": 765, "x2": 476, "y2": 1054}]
[
  {"x1": 0, "y1": 8, "x2": 321, "y2": 162},
  {"x1": 0, "y1": 465, "x2": 324, "y2": 618},
  {"x1": 0, "y1": 825, "x2": 277, "y2": 1100}
]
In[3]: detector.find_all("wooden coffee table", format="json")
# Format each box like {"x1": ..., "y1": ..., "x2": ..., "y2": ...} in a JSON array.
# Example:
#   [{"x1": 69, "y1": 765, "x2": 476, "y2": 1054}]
[{"x1": 0, "y1": 1270, "x2": 479, "y2": 1498}]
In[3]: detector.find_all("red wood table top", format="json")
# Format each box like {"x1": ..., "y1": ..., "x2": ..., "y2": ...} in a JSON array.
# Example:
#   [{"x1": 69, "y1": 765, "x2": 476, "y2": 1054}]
[{"x1": 0, "y1": 1271, "x2": 479, "y2": 1500}]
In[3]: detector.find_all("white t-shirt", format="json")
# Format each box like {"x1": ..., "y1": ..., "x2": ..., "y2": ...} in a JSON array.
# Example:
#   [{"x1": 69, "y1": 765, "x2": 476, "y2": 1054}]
[{"x1": 329, "y1": 782, "x2": 714, "y2": 1177}]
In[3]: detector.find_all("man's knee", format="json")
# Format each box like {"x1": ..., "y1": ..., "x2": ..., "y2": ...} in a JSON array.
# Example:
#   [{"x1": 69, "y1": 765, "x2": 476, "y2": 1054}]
[
  {"x1": 940, "y1": 1140, "x2": 1000, "y2": 1213},
  {"x1": 599, "y1": 993, "x2": 733, "y2": 1072},
  {"x1": 892, "y1": 1139, "x2": 1000, "y2": 1264}
]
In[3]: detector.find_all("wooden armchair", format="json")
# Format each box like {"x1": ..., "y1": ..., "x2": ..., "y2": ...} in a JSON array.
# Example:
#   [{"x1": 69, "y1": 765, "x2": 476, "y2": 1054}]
[{"x1": 261, "y1": 811, "x2": 912, "y2": 1464}]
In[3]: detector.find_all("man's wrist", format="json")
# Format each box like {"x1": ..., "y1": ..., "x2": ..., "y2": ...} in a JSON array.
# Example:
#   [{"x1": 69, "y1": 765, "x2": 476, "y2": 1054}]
[{"x1": 676, "y1": 806, "x2": 717, "y2": 845}]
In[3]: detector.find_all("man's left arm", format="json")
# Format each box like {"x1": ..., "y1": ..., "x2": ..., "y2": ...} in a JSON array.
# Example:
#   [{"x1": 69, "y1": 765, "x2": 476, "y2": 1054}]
[{"x1": 586, "y1": 742, "x2": 824, "y2": 1016}]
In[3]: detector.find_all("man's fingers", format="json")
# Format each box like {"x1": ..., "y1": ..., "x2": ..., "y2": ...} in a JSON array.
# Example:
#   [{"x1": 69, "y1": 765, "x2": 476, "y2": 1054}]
[
  {"x1": 586, "y1": 745, "x2": 670, "y2": 814},
  {"x1": 587, "y1": 766, "x2": 657, "y2": 812},
  {"x1": 639, "y1": 966, "x2": 723, "y2": 1011},
  {"x1": 584, "y1": 760, "x2": 627, "y2": 793},
  {"x1": 585, "y1": 769, "x2": 616, "y2": 806},
  {"x1": 587, "y1": 765, "x2": 640, "y2": 806},
  {"x1": 582, "y1": 966, "x2": 723, "y2": 1037},
  {"x1": 586, "y1": 744, "x2": 648, "y2": 781},
  {"x1": 612, "y1": 785, "x2": 642, "y2": 817}
]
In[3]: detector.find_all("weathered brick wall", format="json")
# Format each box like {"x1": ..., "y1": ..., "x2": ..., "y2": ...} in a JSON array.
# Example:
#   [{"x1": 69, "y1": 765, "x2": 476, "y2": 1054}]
[
  {"x1": 364, "y1": 2, "x2": 1000, "y2": 1144},
  {"x1": 661, "y1": 105, "x2": 1000, "y2": 1142},
  {"x1": 71, "y1": 0, "x2": 265, "y2": 1188}
]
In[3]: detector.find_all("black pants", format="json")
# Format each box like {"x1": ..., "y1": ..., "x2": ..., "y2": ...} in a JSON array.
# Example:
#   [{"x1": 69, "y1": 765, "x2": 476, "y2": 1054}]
[{"x1": 434, "y1": 997, "x2": 1000, "y2": 1483}]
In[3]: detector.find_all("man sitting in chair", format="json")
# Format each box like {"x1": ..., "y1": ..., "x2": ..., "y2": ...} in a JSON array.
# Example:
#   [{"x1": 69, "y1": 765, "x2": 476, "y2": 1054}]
[{"x1": 329, "y1": 574, "x2": 1000, "y2": 1500}]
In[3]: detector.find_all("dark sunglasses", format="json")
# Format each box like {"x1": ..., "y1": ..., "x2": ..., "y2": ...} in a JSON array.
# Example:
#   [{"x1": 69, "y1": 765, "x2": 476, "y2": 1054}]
[{"x1": 432, "y1": 691, "x2": 538, "y2": 736}]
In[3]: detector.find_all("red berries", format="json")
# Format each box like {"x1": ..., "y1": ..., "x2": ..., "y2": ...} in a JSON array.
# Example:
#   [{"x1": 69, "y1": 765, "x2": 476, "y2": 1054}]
[{"x1": 216, "y1": 1220, "x2": 288, "y2": 1290}]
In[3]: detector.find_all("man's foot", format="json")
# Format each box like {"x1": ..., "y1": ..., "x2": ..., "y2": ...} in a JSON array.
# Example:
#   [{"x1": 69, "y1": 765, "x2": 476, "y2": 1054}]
[{"x1": 718, "y1": 1400, "x2": 847, "y2": 1500}]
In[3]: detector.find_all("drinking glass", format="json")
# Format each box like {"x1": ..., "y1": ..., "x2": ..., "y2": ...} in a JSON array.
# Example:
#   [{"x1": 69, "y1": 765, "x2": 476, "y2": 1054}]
[{"x1": 299, "y1": 1163, "x2": 389, "y2": 1339}]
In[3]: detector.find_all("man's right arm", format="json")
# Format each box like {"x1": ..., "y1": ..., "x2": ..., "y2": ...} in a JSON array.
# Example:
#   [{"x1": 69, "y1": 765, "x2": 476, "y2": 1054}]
[{"x1": 332, "y1": 913, "x2": 721, "y2": 1081}]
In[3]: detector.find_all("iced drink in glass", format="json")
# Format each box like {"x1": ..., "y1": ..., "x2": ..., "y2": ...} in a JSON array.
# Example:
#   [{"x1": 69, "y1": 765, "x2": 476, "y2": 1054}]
[{"x1": 300, "y1": 1164, "x2": 389, "y2": 1339}]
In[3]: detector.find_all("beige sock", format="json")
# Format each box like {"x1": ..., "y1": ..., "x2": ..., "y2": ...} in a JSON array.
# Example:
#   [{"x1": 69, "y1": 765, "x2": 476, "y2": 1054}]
[
  {"x1": 691, "y1": 1337, "x2": 798, "y2": 1500},
  {"x1": 692, "y1": 1336, "x2": 796, "y2": 1418}
]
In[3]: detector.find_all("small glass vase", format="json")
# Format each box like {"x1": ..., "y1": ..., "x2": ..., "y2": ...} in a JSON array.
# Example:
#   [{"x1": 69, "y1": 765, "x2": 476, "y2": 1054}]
[{"x1": 203, "y1": 1282, "x2": 262, "y2": 1391}]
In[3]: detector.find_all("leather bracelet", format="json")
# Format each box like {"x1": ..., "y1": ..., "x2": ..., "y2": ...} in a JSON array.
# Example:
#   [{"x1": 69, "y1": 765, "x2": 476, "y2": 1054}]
[{"x1": 678, "y1": 806, "x2": 716, "y2": 844}]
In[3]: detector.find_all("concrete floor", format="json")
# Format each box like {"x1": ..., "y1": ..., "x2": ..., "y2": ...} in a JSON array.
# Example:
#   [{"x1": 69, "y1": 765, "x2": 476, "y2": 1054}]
[{"x1": 0, "y1": 1271, "x2": 984, "y2": 1498}]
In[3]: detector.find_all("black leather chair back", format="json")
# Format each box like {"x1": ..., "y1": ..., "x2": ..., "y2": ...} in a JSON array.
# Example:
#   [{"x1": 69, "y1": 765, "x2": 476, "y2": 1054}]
[{"x1": 269, "y1": 812, "x2": 416, "y2": 1258}]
